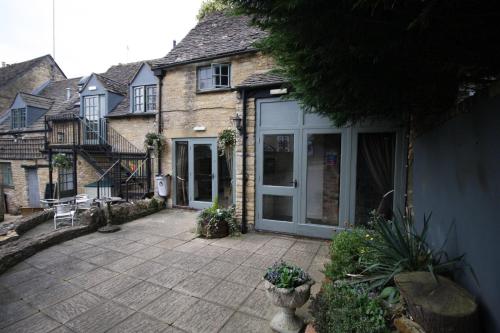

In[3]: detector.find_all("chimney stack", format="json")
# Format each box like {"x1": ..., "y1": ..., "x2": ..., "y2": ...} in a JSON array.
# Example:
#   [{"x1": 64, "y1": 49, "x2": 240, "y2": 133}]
[
  {"x1": 1, "y1": 62, "x2": 5, "y2": 68},
  {"x1": 173, "y1": 40, "x2": 177, "y2": 48},
  {"x1": 66, "y1": 87, "x2": 72, "y2": 100}
]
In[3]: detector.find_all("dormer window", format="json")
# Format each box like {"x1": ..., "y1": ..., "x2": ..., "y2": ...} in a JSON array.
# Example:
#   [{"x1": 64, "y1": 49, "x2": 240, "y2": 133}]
[
  {"x1": 11, "y1": 108, "x2": 27, "y2": 129},
  {"x1": 133, "y1": 85, "x2": 157, "y2": 112},
  {"x1": 197, "y1": 64, "x2": 231, "y2": 91}
]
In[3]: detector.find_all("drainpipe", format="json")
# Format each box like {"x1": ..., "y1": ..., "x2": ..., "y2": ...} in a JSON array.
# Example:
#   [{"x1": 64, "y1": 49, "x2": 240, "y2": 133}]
[
  {"x1": 155, "y1": 70, "x2": 165, "y2": 175},
  {"x1": 241, "y1": 88, "x2": 248, "y2": 234}
]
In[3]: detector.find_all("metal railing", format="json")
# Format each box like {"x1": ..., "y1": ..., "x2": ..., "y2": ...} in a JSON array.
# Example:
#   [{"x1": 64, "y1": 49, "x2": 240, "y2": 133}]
[
  {"x1": 124, "y1": 157, "x2": 151, "y2": 201},
  {"x1": 0, "y1": 137, "x2": 45, "y2": 159},
  {"x1": 96, "y1": 159, "x2": 121, "y2": 199}
]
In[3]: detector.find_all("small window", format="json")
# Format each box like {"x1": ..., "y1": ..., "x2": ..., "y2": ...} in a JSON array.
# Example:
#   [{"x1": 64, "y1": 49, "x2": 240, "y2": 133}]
[
  {"x1": 0, "y1": 163, "x2": 13, "y2": 187},
  {"x1": 197, "y1": 64, "x2": 231, "y2": 91},
  {"x1": 132, "y1": 85, "x2": 157, "y2": 112},
  {"x1": 59, "y1": 164, "x2": 74, "y2": 192},
  {"x1": 133, "y1": 86, "x2": 144, "y2": 112},
  {"x1": 11, "y1": 108, "x2": 27, "y2": 129}
]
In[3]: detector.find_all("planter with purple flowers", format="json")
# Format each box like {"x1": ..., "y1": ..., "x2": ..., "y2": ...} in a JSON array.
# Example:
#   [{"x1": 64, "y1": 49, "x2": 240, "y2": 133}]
[{"x1": 264, "y1": 261, "x2": 315, "y2": 333}]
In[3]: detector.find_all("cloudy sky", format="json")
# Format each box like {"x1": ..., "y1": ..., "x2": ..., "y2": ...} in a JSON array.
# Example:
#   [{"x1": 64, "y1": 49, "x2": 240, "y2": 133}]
[{"x1": 0, "y1": 0, "x2": 204, "y2": 78}]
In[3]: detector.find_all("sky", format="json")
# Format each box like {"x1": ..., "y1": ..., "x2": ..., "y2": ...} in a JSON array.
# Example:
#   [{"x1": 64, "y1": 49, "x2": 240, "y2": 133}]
[{"x1": 0, "y1": 0, "x2": 204, "y2": 78}]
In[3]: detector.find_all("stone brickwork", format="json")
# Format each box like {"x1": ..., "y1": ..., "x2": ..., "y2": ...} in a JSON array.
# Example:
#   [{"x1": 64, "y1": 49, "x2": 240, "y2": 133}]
[
  {"x1": 0, "y1": 57, "x2": 65, "y2": 114},
  {"x1": 75, "y1": 155, "x2": 100, "y2": 195},
  {"x1": 159, "y1": 53, "x2": 274, "y2": 227},
  {"x1": 108, "y1": 117, "x2": 156, "y2": 151}
]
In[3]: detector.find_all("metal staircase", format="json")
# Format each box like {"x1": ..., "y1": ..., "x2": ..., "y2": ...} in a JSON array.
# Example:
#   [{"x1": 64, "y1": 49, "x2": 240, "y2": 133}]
[{"x1": 45, "y1": 115, "x2": 152, "y2": 200}]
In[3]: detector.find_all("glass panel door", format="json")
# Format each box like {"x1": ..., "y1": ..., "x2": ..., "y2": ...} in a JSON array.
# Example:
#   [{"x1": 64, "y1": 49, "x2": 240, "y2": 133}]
[
  {"x1": 83, "y1": 96, "x2": 100, "y2": 144},
  {"x1": 256, "y1": 130, "x2": 299, "y2": 234},
  {"x1": 189, "y1": 139, "x2": 217, "y2": 209},
  {"x1": 174, "y1": 141, "x2": 189, "y2": 206}
]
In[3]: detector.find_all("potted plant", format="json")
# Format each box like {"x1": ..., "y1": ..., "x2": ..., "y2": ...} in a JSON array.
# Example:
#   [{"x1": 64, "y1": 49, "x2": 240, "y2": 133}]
[
  {"x1": 144, "y1": 132, "x2": 166, "y2": 156},
  {"x1": 52, "y1": 153, "x2": 72, "y2": 170},
  {"x1": 264, "y1": 261, "x2": 315, "y2": 333},
  {"x1": 217, "y1": 128, "x2": 237, "y2": 155},
  {"x1": 196, "y1": 200, "x2": 239, "y2": 238}
]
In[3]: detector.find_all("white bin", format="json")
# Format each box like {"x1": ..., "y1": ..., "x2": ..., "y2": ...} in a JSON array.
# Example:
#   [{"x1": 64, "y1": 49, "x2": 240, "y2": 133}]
[{"x1": 155, "y1": 175, "x2": 168, "y2": 197}]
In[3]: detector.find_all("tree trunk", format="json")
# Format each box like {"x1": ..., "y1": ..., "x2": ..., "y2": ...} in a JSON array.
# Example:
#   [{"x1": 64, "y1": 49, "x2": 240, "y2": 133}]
[{"x1": 395, "y1": 272, "x2": 480, "y2": 333}]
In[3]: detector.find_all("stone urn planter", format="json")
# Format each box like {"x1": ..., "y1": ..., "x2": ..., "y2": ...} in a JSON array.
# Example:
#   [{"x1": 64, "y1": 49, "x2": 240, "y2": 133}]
[{"x1": 264, "y1": 279, "x2": 315, "y2": 333}]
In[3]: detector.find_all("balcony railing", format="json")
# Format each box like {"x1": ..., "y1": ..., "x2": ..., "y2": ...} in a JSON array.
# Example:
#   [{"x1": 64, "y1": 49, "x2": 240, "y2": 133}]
[{"x1": 0, "y1": 137, "x2": 45, "y2": 160}]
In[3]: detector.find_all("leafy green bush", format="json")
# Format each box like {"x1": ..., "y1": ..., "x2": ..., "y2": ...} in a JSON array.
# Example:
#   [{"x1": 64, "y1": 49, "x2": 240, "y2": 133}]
[
  {"x1": 311, "y1": 282, "x2": 389, "y2": 333},
  {"x1": 264, "y1": 261, "x2": 311, "y2": 289},
  {"x1": 196, "y1": 200, "x2": 240, "y2": 237},
  {"x1": 324, "y1": 228, "x2": 376, "y2": 281},
  {"x1": 148, "y1": 197, "x2": 160, "y2": 211}
]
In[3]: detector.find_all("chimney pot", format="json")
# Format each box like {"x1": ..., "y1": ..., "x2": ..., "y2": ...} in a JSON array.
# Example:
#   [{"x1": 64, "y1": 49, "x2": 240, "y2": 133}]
[
  {"x1": 173, "y1": 40, "x2": 177, "y2": 48},
  {"x1": 1, "y1": 62, "x2": 5, "y2": 67}
]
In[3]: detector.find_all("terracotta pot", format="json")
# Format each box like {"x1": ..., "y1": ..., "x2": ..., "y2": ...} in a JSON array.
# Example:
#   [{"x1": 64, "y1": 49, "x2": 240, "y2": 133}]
[{"x1": 264, "y1": 279, "x2": 315, "y2": 333}]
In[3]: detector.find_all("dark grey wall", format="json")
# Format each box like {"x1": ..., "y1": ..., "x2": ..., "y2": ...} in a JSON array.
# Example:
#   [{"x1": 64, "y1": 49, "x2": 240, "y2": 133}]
[
  {"x1": 27, "y1": 106, "x2": 48, "y2": 126},
  {"x1": 413, "y1": 96, "x2": 500, "y2": 333}
]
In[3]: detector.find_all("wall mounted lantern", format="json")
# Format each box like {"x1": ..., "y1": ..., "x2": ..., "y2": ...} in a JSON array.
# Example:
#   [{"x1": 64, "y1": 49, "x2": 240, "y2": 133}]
[{"x1": 232, "y1": 113, "x2": 242, "y2": 133}]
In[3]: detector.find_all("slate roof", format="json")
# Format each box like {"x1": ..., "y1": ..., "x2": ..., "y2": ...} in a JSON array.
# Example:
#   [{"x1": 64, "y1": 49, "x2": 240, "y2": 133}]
[
  {"x1": 102, "y1": 62, "x2": 144, "y2": 85},
  {"x1": 93, "y1": 73, "x2": 128, "y2": 95},
  {"x1": 17, "y1": 92, "x2": 54, "y2": 109},
  {"x1": 237, "y1": 71, "x2": 287, "y2": 88},
  {"x1": 152, "y1": 12, "x2": 267, "y2": 69},
  {"x1": 0, "y1": 78, "x2": 81, "y2": 133},
  {"x1": 0, "y1": 54, "x2": 65, "y2": 87}
]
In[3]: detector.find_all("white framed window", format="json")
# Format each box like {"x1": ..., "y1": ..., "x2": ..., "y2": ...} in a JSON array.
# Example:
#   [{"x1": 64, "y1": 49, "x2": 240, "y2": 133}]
[
  {"x1": 133, "y1": 85, "x2": 157, "y2": 112},
  {"x1": 197, "y1": 64, "x2": 231, "y2": 91},
  {"x1": 0, "y1": 162, "x2": 13, "y2": 187},
  {"x1": 11, "y1": 108, "x2": 27, "y2": 129}
]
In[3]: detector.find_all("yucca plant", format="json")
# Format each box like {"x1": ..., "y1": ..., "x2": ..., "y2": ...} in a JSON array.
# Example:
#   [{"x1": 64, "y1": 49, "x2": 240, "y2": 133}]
[{"x1": 361, "y1": 212, "x2": 464, "y2": 289}]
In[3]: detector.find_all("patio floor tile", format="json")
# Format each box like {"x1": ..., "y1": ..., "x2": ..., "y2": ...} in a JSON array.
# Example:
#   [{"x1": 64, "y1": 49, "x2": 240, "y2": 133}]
[
  {"x1": 241, "y1": 253, "x2": 280, "y2": 270},
  {"x1": 173, "y1": 273, "x2": 220, "y2": 298},
  {"x1": 174, "y1": 240, "x2": 208, "y2": 253},
  {"x1": 203, "y1": 280, "x2": 254, "y2": 309},
  {"x1": 173, "y1": 299, "x2": 234, "y2": 333},
  {"x1": 65, "y1": 301, "x2": 134, "y2": 333},
  {"x1": 45, "y1": 259, "x2": 97, "y2": 279},
  {"x1": 88, "y1": 274, "x2": 141, "y2": 299},
  {"x1": 1, "y1": 313, "x2": 61, "y2": 333},
  {"x1": 24, "y1": 282, "x2": 82, "y2": 309},
  {"x1": 194, "y1": 244, "x2": 228, "y2": 258},
  {"x1": 68, "y1": 267, "x2": 119, "y2": 289},
  {"x1": 290, "y1": 240, "x2": 321, "y2": 254},
  {"x1": 220, "y1": 312, "x2": 272, "y2": 333},
  {"x1": 85, "y1": 250, "x2": 127, "y2": 266},
  {"x1": 240, "y1": 289, "x2": 276, "y2": 320},
  {"x1": 147, "y1": 266, "x2": 192, "y2": 289},
  {"x1": 107, "y1": 312, "x2": 169, "y2": 333},
  {"x1": 282, "y1": 249, "x2": 315, "y2": 269},
  {"x1": 14, "y1": 274, "x2": 61, "y2": 298},
  {"x1": 255, "y1": 243, "x2": 289, "y2": 257},
  {"x1": 155, "y1": 238, "x2": 187, "y2": 249},
  {"x1": 216, "y1": 248, "x2": 253, "y2": 264},
  {"x1": 71, "y1": 246, "x2": 108, "y2": 260},
  {"x1": 171, "y1": 253, "x2": 213, "y2": 272},
  {"x1": 113, "y1": 281, "x2": 167, "y2": 310},
  {"x1": 131, "y1": 246, "x2": 165, "y2": 260},
  {"x1": 104, "y1": 256, "x2": 146, "y2": 273},
  {"x1": 124, "y1": 261, "x2": 166, "y2": 280},
  {"x1": 226, "y1": 265, "x2": 264, "y2": 288},
  {"x1": 267, "y1": 237, "x2": 296, "y2": 249},
  {"x1": 140, "y1": 290, "x2": 198, "y2": 324},
  {"x1": 200, "y1": 259, "x2": 238, "y2": 279},
  {"x1": 0, "y1": 267, "x2": 45, "y2": 288},
  {"x1": 153, "y1": 250, "x2": 190, "y2": 266},
  {"x1": 0, "y1": 300, "x2": 38, "y2": 329},
  {"x1": 42, "y1": 291, "x2": 103, "y2": 324}
]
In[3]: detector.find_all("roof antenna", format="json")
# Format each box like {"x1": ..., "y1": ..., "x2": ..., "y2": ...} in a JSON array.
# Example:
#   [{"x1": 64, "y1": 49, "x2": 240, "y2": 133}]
[{"x1": 52, "y1": 0, "x2": 56, "y2": 59}]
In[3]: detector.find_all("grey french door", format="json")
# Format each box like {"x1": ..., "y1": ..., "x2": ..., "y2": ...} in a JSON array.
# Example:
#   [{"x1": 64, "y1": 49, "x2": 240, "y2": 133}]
[
  {"x1": 256, "y1": 130, "x2": 300, "y2": 234},
  {"x1": 173, "y1": 138, "x2": 217, "y2": 209},
  {"x1": 27, "y1": 168, "x2": 41, "y2": 208},
  {"x1": 83, "y1": 95, "x2": 104, "y2": 144}
]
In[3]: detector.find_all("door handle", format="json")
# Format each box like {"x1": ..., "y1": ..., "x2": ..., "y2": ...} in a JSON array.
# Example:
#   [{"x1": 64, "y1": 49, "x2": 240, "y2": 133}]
[{"x1": 289, "y1": 179, "x2": 298, "y2": 188}]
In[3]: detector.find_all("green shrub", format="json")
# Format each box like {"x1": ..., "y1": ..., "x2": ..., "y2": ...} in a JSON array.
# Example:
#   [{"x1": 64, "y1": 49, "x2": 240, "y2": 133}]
[
  {"x1": 311, "y1": 282, "x2": 389, "y2": 333},
  {"x1": 324, "y1": 228, "x2": 376, "y2": 281},
  {"x1": 196, "y1": 200, "x2": 240, "y2": 237},
  {"x1": 148, "y1": 197, "x2": 160, "y2": 211},
  {"x1": 264, "y1": 261, "x2": 311, "y2": 289}
]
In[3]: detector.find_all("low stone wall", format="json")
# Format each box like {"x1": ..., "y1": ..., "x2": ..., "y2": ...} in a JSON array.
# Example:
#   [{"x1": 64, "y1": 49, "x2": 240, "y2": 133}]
[
  {"x1": 107, "y1": 198, "x2": 164, "y2": 225},
  {"x1": 0, "y1": 210, "x2": 55, "y2": 246},
  {"x1": 0, "y1": 208, "x2": 103, "y2": 274}
]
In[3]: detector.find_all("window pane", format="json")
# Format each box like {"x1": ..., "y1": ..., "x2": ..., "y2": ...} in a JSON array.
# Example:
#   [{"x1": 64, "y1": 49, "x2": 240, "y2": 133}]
[
  {"x1": 355, "y1": 132, "x2": 396, "y2": 225},
  {"x1": 263, "y1": 195, "x2": 293, "y2": 222},
  {"x1": 305, "y1": 133, "x2": 341, "y2": 226},
  {"x1": 146, "y1": 85, "x2": 157, "y2": 111},
  {"x1": 1, "y1": 163, "x2": 13, "y2": 186},
  {"x1": 198, "y1": 67, "x2": 213, "y2": 90},
  {"x1": 193, "y1": 144, "x2": 212, "y2": 202},
  {"x1": 263, "y1": 134, "x2": 294, "y2": 186},
  {"x1": 133, "y1": 86, "x2": 144, "y2": 112}
]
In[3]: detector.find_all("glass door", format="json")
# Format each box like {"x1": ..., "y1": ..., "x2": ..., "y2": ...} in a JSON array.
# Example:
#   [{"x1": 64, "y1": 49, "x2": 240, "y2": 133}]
[
  {"x1": 256, "y1": 130, "x2": 299, "y2": 234},
  {"x1": 189, "y1": 139, "x2": 217, "y2": 209},
  {"x1": 83, "y1": 95, "x2": 101, "y2": 144}
]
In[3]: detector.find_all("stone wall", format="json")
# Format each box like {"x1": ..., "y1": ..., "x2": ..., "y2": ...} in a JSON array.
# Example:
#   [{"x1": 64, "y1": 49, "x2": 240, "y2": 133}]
[
  {"x1": 75, "y1": 155, "x2": 99, "y2": 195},
  {"x1": 0, "y1": 57, "x2": 66, "y2": 114},
  {"x1": 159, "y1": 52, "x2": 274, "y2": 227},
  {"x1": 108, "y1": 117, "x2": 156, "y2": 151}
]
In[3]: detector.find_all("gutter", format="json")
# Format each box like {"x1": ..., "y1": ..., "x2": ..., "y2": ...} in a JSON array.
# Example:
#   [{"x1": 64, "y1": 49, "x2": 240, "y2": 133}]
[{"x1": 241, "y1": 88, "x2": 248, "y2": 234}]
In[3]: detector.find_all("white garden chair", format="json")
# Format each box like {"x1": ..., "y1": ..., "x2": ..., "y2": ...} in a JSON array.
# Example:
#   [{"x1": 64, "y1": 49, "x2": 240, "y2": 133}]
[
  {"x1": 75, "y1": 194, "x2": 92, "y2": 211},
  {"x1": 53, "y1": 204, "x2": 76, "y2": 229}
]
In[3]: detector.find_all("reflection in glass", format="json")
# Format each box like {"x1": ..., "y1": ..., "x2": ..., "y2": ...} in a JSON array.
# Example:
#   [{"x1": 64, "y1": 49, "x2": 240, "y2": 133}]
[
  {"x1": 263, "y1": 134, "x2": 294, "y2": 186},
  {"x1": 263, "y1": 195, "x2": 293, "y2": 222},
  {"x1": 305, "y1": 134, "x2": 341, "y2": 226},
  {"x1": 194, "y1": 144, "x2": 212, "y2": 202},
  {"x1": 175, "y1": 141, "x2": 189, "y2": 206},
  {"x1": 355, "y1": 132, "x2": 396, "y2": 225}
]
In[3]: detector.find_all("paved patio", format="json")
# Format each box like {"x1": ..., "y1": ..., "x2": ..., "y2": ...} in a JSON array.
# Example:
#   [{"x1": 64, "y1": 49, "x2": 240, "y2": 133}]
[{"x1": 0, "y1": 209, "x2": 329, "y2": 333}]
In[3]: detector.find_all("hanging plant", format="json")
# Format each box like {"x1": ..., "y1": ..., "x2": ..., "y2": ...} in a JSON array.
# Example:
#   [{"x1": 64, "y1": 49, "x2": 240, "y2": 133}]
[
  {"x1": 52, "y1": 153, "x2": 72, "y2": 169},
  {"x1": 218, "y1": 129, "x2": 237, "y2": 156},
  {"x1": 144, "y1": 132, "x2": 166, "y2": 156}
]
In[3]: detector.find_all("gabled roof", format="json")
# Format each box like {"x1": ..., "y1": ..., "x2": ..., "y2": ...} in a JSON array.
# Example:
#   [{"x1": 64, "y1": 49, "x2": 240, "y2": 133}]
[
  {"x1": 237, "y1": 71, "x2": 287, "y2": 88},
  {"x1": 0, "y1": 54, "x2": 66, "y2": 87},
  {"x1": 82, "y1": 73, "x2": 128, "y2": 95},
  {"x1": 16, "y1": 92, "x2": 54, "y2": 109},
  {"x1": 102, "y1": 61, "x2": 145, "y2": 85},
  {"x1": 151, "y1": 12, "x2": 267, "y2": 69}
]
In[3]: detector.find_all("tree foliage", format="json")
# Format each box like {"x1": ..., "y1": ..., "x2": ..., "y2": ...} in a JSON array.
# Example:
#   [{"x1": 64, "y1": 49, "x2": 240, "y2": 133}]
[
  {"x1": 227, "y1": 0, "x2": 500, "y2": 125},
  {"x1": 197, "y1": 0, "x2": 232, "y2": 20}
]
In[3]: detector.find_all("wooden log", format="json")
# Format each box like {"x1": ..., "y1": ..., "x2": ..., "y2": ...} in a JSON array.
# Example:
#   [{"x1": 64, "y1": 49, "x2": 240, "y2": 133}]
[{"x1": 395, "y1": 272, "x2": 480, "y2": 333}]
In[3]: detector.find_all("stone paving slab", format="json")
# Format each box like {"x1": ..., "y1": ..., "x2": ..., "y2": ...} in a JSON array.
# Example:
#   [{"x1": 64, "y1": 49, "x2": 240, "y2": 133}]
[{"x1": 0, "y1": 209, "x2": 328, "y2": 333}]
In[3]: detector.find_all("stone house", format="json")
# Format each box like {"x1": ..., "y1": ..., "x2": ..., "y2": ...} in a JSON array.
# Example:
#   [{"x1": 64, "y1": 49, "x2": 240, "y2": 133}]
[
  {"x1": 151, "y1": 12, "x2": 408, "y2": 238},
  {"x1": 0, "y1": 59, "x2": 159, "y2": 213},
  {"x1": 0, "y1": 55, "x2": 66, "y2": 115}
]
